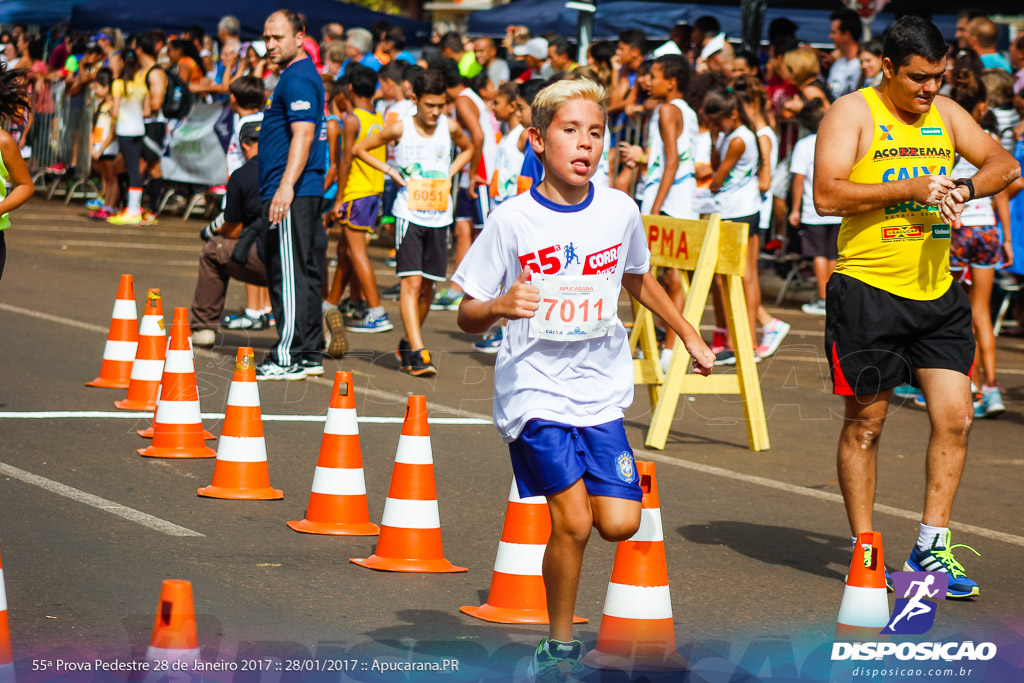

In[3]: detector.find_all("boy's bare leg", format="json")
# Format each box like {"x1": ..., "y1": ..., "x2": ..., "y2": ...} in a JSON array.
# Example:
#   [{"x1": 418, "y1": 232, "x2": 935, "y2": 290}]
[
  {"x1": 449, "y1": 219, "x2": 473, "y2": 295},
  {"x1": 400, "y1": 275, "x2": 434, "y2": 349},
  {"x1": 345, "y1": 226, "x2": 381, "y2": 308},
  {"x1": 589, "y1": 495, "x2": 641, "y2": 542},
  {"x1": 544, "y1": 479, "x2": 593, "y2": 643}
]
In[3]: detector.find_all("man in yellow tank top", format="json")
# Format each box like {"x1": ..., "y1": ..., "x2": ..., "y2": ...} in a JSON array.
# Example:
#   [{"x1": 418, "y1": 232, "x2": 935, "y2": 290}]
[
  {"x1": 330, "y1": 65, "x2": 392, "y2": 334},
  {"x1": 814, "y1": 16, "x2": 1019, "y2": 598}
]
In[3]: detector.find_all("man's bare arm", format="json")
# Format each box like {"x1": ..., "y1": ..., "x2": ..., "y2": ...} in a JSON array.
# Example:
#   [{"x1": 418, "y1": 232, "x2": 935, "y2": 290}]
[{"x1": 813, "y1": 94, "x2": 954, "y2": 217}]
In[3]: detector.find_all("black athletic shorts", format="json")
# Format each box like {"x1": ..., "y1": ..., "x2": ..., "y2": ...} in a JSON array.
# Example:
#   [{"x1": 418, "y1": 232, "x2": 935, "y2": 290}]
[
  {"x1": 142, "y1": 121, "x2": 167, "y2": 163},
  {"x1": 825, "y1": 273, "x2": 974, "y2": 396},
  {"x1": 395, "y1": 218, "x2": 448, "y2": 281},
  {"x1": 800, "y1": 222, "x2": 840, "y2": 260},
  {"x1": 725, "y1": 212, "x2": 761, "y2": 238}
]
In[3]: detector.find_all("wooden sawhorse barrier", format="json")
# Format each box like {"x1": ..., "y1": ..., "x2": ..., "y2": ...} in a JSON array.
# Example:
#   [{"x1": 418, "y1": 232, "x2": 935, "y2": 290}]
[{"x1": 630, "y1": 214, "x2": 770, "y2": 452}]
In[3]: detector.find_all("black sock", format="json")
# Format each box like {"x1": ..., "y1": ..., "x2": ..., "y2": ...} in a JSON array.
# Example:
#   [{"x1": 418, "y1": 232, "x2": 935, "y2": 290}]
[{"x1": 147, "y1": 178, "x2": 163, "y2": 212}]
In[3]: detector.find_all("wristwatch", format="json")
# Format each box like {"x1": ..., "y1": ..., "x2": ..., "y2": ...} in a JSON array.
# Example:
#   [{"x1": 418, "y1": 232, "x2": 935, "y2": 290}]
[{"x1": 953, "y1": 177, "x2": 975, "y2": 201}]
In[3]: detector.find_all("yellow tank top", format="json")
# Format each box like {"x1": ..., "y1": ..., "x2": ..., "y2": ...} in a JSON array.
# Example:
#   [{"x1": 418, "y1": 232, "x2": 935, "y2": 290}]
[
  {"x1": 342, "y1": 108, "x2": 386, "y2": 202},
  {"x1": 836, "y1": 87, "x2": 954, "y2": 300},
  {"x1": 0, "y1": 146, "x2": 9, "y2": 230}
]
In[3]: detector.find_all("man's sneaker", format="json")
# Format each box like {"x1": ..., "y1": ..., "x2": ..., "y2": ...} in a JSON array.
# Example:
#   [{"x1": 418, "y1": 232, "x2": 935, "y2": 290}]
[
  {"x1": 527, "y1": 638, "x2": 583, "y2": 682},
  {"x1": 975, "y1": 388, "x2": 1005, "y2": 418},
  {"x1": 710, "y1": 327, "x2": 729, "y2": 354},
  {"x1": 403, "y1": 349, "x2": 437, "y2": 377},
  {"x1": 299, "y1": 359, "x2": 324, "y2": 376},
  {"x1": 255, "y1": 361, "x2": 306, "y2": 381},
  {"x1": 473, "y1": 325, "x2": 504, "y2": 353},
  {"x1": 913, "y1": 393, "x2": 927, "y2": 408},
  {"x1": 191, "y1": 328, "x2": 216, "y2": 347},
  {"x1": 381, "y1": 283, "x2": 401, "y2": 301},
  {"x1": 801, "y1": 298, "x2": 827, "y2": 315},
  {"x1": 430, "y1": 288, "x2": 464, "y2": 311},
  {"x1": 893, "y1": 383, "x2": 921, "y2": 399},
  {"x1": 222, "y1": 310, "x2": 268, "y2": 330},
  {"x1": 395, "y1": 338, "x2": 412, "y2": 370},
  {"x1": 324, "y1": 308, "x2": 348, "y2": 357},
  {"x1": 346, "y1": 309, "x2": 394, "y2": 333},
  {"x1": 903, "y1": 530, "x2": 980, "y2": 599},
  {"x1": 757, "y1": 318, "x2": 790, "y2": 358}
]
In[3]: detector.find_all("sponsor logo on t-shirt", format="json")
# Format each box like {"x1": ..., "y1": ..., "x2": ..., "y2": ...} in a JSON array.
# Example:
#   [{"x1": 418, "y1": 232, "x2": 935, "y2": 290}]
[
  {"x1": 884, "y1": 200, "x2": 939, "y2": 216},
  {"x1": 873, "y1": 147, "x2": 951, "y2": 161},
  {"x1": 881, "y1": 224, "x2": 924, "y2": 242},
  {"x1": 582, "y1": 243, "x2": 621, "y2": 275},
  {"x1": 880, "y1": 165, "x2": 948, "y2": 183},
  {"x1": 930, "y1": 224, "x2": 951, "y2": 239},
  {"x1": 290, "y1": 100, "x2": 312, "y2": 111},
  {"x1": 920, "y1": 127, "x2": 943, "y2": 137},
  {"x1": 878, "y1": 125, "x2": 894, "y2": 141}
]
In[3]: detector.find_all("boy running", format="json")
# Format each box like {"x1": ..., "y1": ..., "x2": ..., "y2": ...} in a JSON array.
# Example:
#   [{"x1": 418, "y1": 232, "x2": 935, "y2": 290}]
[
  {"x1": 330, "y1": 64, "x2": 392, "y2": 333},
  {"x1": 452, "y1": 79, "x2": 714, "y2": 678},
  {"x1": 352, "y1": 69, "x2": 474, "y2": 376}
]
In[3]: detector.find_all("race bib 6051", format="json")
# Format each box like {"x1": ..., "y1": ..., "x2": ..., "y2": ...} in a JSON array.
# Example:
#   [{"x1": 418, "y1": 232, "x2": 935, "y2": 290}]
[{"x1": 407, "y1": 178, "x2": 449, "y2": 212}]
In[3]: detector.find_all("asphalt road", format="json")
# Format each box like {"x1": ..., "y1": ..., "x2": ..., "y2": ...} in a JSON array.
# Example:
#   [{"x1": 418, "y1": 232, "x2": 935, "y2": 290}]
[{"x1": 1, "y1": 198, "x2": 1022, "y2": 682}]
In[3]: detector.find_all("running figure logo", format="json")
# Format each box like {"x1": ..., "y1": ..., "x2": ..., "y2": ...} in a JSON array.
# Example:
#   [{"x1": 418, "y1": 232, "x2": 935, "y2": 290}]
[
  {"x1": 880, "y1": 571, "x2": 948, "y2": 635},
  {"x1": 564, "y1": 242, "x2": 580, "y2": 266}
]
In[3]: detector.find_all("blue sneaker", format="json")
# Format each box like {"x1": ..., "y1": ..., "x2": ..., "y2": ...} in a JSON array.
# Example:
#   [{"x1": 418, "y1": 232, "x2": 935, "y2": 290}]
[
  {"x1": 885, "y1": 567, "x2": 893, "y2": 592},
  {"x1": 473, "y1": 325, "x2": 504, "y2": 353},
  {"x1": 345, "y1": 309, "x2": 394, "y2": 333},
  {"x1": 430, "y1": 288, "x2": 464, "y2": 311},
  {"x1": 913, "y1": 393, "x2": 927, "y2": 408},
  {"x1": 974, "y1": 388, "x2": 1005, "y2": 419},
  {"x1": 903, "y1": 530, "x2": 980, "y2": 599},
  {"x1": 85, "y1": 197, "x2": 105, "y2": 211},
  {"x1": 527, "y1": 638, "x2": 582, "y2": 682},
  {"x1": 893, "y1": 383, "x2": 921, "y2": 399}
]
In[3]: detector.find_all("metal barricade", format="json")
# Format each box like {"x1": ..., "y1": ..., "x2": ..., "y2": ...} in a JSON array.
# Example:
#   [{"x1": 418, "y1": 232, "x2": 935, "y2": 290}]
[
  {"x1": 25, "y1": 78, "x2": 99, "y2": 203},
  {"x1": 608, "y1": 110, "x2": 651, "y2": 199}
]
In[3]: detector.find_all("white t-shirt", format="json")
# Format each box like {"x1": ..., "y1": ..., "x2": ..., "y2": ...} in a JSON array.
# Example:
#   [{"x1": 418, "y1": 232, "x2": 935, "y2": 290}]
[
  {"x1": 226, "y1": 112, "x2": 264, "y2": 177},
  {"x1": 827, "y1": 56, "x2": 860, "y2": 99},
  {"x1": 789, "y1": 134, "x2": 840, "y2": 225},
  {"x1": 951, "y1": 152, "x2": 996, "y2": 226},
  {"x1": 713, "y1": 125, "x2": 761, "y2": 218},
  {"x1": 756, "y1": 125, "x2": 778, "y2": 229},
  {"x1": 451, "y1": 184, "x2": 651, "y2": 442},
  {"x1": 640, "y1": 98, "x2": 699, "y2": 219},
  {"x1": 383, "y1": 99, "x2": 417, "y2": 163},
  {"x1": 392, "y1": 115, "x2": 455, "y2": 227},
  {"x1": 492, "y1": 123, "x2": 526, "y2": 205}
]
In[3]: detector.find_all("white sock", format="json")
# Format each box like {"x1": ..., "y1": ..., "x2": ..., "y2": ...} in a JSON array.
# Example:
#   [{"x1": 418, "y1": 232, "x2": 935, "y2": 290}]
[
  {"x1": 127, "y1": 187, "x2": 142, "y2": 214},
  {"x1": 245, "y1": 307, "x2": 262, "y2": 318},
  {"x1": 982, "y1": 385, "x2": 998, "y2": 395},
  {"x1": 917, "y1": 523, "x2": 948, "y2": 551},
  {"x1": 322, "y1": 300, "x2": 333, "y2": 312},
  {"x1": 369, "y1": 306, "x2": 385, "y2": 317},
  {"x1": 263, "y1": 306, "x2": 273, "y2": 314},
  {"x1": 660, "y1": 347, "x2": 673, "y2": 373}
]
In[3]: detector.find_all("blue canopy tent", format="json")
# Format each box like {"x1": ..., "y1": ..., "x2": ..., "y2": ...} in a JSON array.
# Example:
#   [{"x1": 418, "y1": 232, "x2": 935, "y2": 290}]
[
  {"x1": 0, "y1": 0, "x2": 87, "y2": 26},
  {"x1": 470, "y1": 0, "x2": 956, "y2": 45},
  {"x1": 70, "y1": 0, "x2": 430, "y2": 44}
]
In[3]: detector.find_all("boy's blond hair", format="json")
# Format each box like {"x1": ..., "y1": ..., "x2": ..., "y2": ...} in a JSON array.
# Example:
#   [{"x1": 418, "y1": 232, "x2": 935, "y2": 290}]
[{"x1": 530, "y1": 78, "x2": 608, "y2": 139}]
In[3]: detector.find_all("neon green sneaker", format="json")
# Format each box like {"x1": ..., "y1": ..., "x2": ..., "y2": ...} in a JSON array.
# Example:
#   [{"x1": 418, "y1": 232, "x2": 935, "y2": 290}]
[{"x1": 526, "y1": 638, "x2": 582, "y2": 682}]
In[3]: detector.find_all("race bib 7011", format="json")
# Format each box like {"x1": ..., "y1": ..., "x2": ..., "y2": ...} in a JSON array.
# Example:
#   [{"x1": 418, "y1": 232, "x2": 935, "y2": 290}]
[
  {"x1": 407, "y1": 178, "x2": 449, "y2": 212},
  {"x1": 528, "y1": 275, "x2": 619, "y2": 341}
]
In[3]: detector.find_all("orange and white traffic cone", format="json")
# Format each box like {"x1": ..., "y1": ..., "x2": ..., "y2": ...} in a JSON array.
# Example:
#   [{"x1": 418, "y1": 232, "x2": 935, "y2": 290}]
[
  {"x1": 86, "y1": 274, "x2": 138, "y2": 389},
  {"x1": 138, "y1": 308, "x2": 216, "y2": 459},
  {"x1": 115, "y1": 289, "x2": 166, "y2": 411},
  {"x1": 461, "y1": 478, "x2": 586, "y2": 624},
  {"x1": 351, "y1": 395, "x2": 465, "y2": 573},
  {"x1": 287, "y1": 371, "x2": 378, "y2": 534},
  {"x1": 145, "y1": 579, "x2": 200, "y2": 669},
  {"x1": 198, "y1": 348, "x2": 282, "y2": 500},
  {"x1": 0, "y1": 545, "x2": 13, "y2": 683},
  {"x1": 582, "y1": 461, "x2": 688, "y2": 672},
  {"x1": 138, "y1": 378, "x2": 214, "y2": 440},
  {"x1": 835, "y1": 531, "x2": 890, "y2": 642}
]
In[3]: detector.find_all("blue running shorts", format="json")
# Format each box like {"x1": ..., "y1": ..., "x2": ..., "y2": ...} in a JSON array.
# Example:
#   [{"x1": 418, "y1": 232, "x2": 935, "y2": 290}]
[{"x1": 508, "y1": 419, "x2": 642, "y2": 501}]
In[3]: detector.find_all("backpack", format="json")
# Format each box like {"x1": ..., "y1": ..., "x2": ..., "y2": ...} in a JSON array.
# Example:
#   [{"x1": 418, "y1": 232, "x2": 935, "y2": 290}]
[{"x1": 148, "y1": 66, "x2": 192, "y2": 120}]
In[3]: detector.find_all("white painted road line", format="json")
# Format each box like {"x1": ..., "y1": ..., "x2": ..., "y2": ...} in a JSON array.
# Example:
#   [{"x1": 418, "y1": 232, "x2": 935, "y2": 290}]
[
  {"x1": 634, "y1": 448, "x2": 1024, "y2": 549},
  {"x1": 0, "y1": 462, "x2": 204, "y2": 537},
  {"x1": 0, "y1": 303, "x2": 108, "y2": 334},
  {"x1": 0, "y1": 411, "x2": 492, "y2": 425}
]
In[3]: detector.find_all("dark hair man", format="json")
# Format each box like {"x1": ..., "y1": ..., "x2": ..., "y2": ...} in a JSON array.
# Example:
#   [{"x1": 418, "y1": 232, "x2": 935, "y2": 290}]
[
  {"x1": 828, "y1": 8, "x2": 863, "y2": 98},
  {"x1": 257, "y1": 9, "x2": 328, "y2": 380},
  {"x1": 814, "y1": 16, "x2": 1019, "y2": 599}
]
